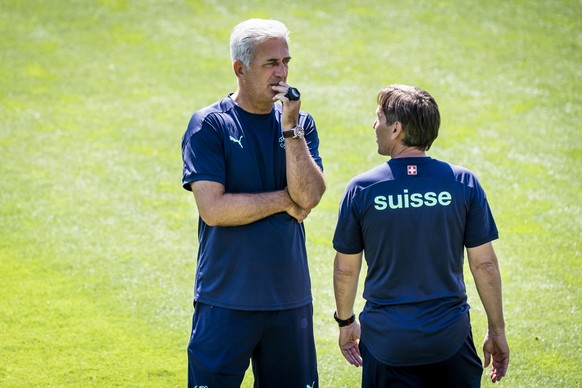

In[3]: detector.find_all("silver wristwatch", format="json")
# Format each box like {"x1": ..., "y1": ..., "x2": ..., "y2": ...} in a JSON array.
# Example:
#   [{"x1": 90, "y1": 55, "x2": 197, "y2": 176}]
[{"x1": 282, "y1": 125, "x2": 305, "y2": 139}]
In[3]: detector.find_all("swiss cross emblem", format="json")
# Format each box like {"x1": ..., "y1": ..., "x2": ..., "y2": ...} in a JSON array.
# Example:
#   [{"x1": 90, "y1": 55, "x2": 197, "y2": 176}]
[{"x1": 407, "y1": 165, "x2": 417, "y2": 175}]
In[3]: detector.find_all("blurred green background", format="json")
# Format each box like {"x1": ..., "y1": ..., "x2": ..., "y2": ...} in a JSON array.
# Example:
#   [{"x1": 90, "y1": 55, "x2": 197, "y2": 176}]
[{"x1": 1, "y1": 0, "x2": 580, "y2": 386}]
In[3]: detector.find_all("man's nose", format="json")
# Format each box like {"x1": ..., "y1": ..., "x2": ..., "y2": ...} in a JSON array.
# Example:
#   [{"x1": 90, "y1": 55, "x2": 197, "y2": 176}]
[{"x1": 274, "y1": 62, "x2": 288, "y2": 77}]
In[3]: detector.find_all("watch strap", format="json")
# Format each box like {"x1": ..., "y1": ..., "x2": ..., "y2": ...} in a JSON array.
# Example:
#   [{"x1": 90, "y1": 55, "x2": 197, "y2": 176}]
[
  {"x1": 334, "y1": 312, "x2": 356, "y2": 327},
  {"x1": 282, "y1": 125, "x2": 304, "y2": 139},
  {"x1": 282, "y1": 129, "x2": 295, "y2": 138}
]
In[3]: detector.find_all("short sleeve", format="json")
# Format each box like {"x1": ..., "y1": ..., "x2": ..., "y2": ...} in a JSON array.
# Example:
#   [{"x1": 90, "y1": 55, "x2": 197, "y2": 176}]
[
  {"x1": 463, "y1": 177, "x2": 498, "y2": 248},
  {"x1": 333, "y1": 184, "x2": 364, "y2": 254},
  {"x1": 182, "y1": 115, "x2": 226, "y2": 191}
]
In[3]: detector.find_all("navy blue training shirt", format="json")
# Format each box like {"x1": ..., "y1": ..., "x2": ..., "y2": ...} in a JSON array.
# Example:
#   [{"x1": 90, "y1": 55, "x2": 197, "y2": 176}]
[
  {"x1": 333, "y1": 157, "x2": 498, "y2": 366},
  {"x1": 182, "y1": 95, "x2": 323, "y2": 311}
]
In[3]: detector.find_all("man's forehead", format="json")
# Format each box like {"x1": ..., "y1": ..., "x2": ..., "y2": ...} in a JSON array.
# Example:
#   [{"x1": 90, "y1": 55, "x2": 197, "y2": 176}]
[{"x1": 254, "y1": 38, "x2": 289, "y2": 57}]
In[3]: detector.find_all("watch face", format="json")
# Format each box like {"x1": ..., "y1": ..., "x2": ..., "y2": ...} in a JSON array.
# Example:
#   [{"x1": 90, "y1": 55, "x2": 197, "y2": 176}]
[{"x1": 295, "y1": 126, "x2": 304, "y2": 138}]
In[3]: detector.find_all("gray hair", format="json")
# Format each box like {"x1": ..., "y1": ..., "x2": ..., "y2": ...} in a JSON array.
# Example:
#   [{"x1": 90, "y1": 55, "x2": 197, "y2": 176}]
[{"x1": 230, "y1": 18, "x2": 290, "y2": 68}]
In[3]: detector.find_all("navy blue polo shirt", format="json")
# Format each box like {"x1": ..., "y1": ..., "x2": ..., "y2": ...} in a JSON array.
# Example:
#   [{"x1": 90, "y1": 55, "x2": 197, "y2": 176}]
[
  {"x1": 182, "y1": 96, "x2": 323, "y2": 311},
  {"x1": 333, "y1": 157, "x2": 498, "y2": 366}
]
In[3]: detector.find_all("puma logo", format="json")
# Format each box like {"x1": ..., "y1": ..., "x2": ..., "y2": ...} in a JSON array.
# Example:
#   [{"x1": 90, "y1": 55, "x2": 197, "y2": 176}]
[{"x1": 229, "y1": 135, "x2": 244, "y2": 148}]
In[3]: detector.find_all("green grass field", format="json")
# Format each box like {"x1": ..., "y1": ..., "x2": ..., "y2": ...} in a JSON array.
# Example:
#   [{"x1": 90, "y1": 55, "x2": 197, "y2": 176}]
[{"x1": 1, "y1": 0, "x2": 580, "y2": 386}]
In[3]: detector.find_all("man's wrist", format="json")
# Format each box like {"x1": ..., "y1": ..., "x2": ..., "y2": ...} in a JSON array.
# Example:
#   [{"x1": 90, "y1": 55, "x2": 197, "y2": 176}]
[
  {"x1": 488, "y1": 326, "x2": 506, "y2": 335},
  {"x1": 282, "y1": 122, "x2": 297, "y2": 131},
  {"x1": 282, "y1": 125, "x2": 304, "y2": 139},
  {"x1": 334, "y1": 311, "x2": 356, "y2": 327},
  {"x1": 488, "y1": 319, "x2": 506, "y2": 333}
]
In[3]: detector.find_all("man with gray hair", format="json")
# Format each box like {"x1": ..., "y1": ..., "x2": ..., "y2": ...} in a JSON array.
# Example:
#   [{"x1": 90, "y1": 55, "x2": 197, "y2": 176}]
[{"x1": 181, "y1": 18, "x2": 325, "y2": 387}]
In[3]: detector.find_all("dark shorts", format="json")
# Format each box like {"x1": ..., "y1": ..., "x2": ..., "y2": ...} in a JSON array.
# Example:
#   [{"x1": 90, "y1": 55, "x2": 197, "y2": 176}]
[
  {"x1": 187, "y1": 302, "x2": 318, "y2": 388},
  {"x1": 360, "y1": 331, "x2": 483, "y2": 388}
]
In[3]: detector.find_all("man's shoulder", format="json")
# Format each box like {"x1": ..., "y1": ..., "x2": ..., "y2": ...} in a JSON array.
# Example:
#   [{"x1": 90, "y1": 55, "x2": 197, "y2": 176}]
[
  {"x1": 433, "y1": 159, "x2": 468, "y2": 174},
  {"x1": 440, "y1": 161, "x2": 481, "y2": 188},
  {"x1": 423, "y1": 158, "x2": 479, "y2": 184},
  {"x1": 191, "y1": 96, "x2": 236, "y2": 122},
  {"x1": 346, "y1": 163, "x2": 393, "y2": 193},
  {"x1": 183, "y1": 97, "x2": 236, "y2": 139}
]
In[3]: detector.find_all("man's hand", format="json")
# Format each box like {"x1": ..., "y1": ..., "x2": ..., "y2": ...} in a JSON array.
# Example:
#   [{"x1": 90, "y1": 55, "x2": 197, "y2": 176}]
[
  {"x1": 286, "y1": 201, "x2": 310, "y2": 223},
  {"x1": 272, "y1": 82, "x2": 301, "y2": 129},
  {"x1": 339, "y1": 322, "x2": 362, "y2": 367},
  {"x1": 483, "y1": 331, "x2": 510, "y2": 382},
  {"x1": 284, "y1": 187, "x2": 310, "y2": 222}
]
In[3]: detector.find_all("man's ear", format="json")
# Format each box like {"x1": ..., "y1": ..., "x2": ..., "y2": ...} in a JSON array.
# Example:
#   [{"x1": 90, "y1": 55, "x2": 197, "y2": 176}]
[
  {"x1": 393, "y1": 121, "x2": 403, "y2": 135},
  {"x1": 233, "y1": 60, "x2": 245, "y2": 77}
]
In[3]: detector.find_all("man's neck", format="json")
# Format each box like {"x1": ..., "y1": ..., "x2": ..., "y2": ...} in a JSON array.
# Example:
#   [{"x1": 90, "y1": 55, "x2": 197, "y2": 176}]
[
  {"x1": 391, "y1": 147, "x2": 426, "y2": 159},
  {"x1": 231, "y1": 90, "x2": 272, "y2": 114}
]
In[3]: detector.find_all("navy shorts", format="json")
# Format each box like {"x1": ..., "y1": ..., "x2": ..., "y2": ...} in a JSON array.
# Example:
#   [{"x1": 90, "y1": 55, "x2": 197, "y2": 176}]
[
  {"x1": 360, "y1": 332, "x2": 483, "y2": 388},
  {"x1": 187, "y1": 302, "x2": 318, "y2": 388}
]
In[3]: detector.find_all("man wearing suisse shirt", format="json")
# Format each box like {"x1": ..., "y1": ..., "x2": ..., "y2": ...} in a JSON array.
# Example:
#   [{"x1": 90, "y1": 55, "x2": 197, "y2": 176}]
[{"x1": 332, "y1": 85, "x2": 509, "y2": 387}]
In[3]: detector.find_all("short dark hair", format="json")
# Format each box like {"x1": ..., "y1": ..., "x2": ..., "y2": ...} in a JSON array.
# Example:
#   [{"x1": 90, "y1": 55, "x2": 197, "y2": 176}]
[{"x1": 377, "y1": 85, "x2": 440, "y2": 150}]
